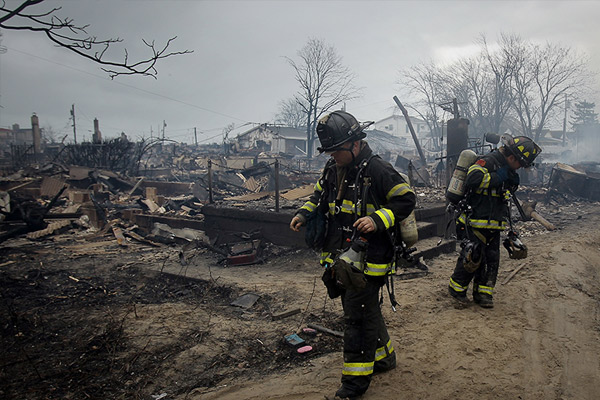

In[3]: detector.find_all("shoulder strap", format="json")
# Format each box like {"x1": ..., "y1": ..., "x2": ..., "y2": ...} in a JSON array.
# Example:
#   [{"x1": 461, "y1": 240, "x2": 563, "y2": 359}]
[{"x1": 354, "y1": 154, "x2": 378, "y2": 218}]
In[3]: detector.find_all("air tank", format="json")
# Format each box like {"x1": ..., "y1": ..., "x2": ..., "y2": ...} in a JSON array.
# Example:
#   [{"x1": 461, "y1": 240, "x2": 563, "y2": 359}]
[
  {"x1": 446, "y1": 149, "x2": 478, "y2": 204},
  {"x1": 399, "y1": 173, "x2": 418, "y2": 247}
]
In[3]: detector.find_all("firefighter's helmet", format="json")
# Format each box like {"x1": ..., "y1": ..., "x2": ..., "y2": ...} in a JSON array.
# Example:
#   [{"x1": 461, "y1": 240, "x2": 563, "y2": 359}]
[
  {"x1": 503, "y1": 231, "x2": 528, "y2": 259},
  {"x1": 502, "y1": 135, "x2": 542, "y2": 168},
  {"x1": 461, "y1": 240, "x2": 483, "y2": 273},
  {"x1": 316, "y1": 111, "x2": 373, "y2": 153}
]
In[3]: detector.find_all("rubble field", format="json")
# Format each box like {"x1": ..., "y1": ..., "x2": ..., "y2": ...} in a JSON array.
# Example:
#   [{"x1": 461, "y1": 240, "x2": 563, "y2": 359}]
[{"x1": 1, "y1": 188, "x2": 600, "y2": 399}]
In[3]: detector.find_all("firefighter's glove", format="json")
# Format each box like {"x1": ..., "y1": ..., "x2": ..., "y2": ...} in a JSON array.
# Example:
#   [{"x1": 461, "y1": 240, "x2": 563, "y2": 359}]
[
  {"x1": 507, "y1": 170, "x2": 520, "y2": 187},
  {"x1": 496, "y1": 165, "x2": 510, "y2": 182}
]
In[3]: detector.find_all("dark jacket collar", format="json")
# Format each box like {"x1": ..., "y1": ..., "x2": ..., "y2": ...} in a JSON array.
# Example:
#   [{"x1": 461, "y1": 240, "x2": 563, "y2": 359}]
[
  {"x1": 489, "y1": 148, "x2": 508, "y2": 167},
  {"x1": 350, "y1": 141, "x2": 373, "y2": 169}
]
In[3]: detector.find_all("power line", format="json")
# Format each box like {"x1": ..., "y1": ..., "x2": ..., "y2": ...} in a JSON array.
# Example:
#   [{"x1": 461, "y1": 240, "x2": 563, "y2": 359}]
[{"x1": 6, "y1": 46, "x2": 248, "y2": 122}]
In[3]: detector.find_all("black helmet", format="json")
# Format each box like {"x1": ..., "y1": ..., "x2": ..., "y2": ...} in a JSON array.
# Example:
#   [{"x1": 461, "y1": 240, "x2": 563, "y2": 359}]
[
  {"x1": 316, "y1": 111, "x2": 373, "y2": 153},
  {"x1": 503, "y1": 231, "x2": 528, "y2": 259},
  {"x1": 461, "y1": 240, "x2": 483, "y2": 273},
  {"x1": 502, "y1": 135, "x2": 542, "y2": 168}
]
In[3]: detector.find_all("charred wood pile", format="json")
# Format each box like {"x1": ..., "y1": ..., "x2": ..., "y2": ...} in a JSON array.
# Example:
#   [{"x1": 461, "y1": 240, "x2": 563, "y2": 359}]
[{"x1": 0, "y1": 143, "x2": 597, "y2": 266}]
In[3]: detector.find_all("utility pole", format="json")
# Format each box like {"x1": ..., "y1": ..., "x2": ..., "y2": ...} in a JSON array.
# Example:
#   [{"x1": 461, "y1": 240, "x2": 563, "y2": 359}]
[
  {"x1": 452, "y1": 98, "x2": 459, "y2": 119},
  {"x1": 71, "y1": 104, "x2": 77, "y2": 143},
  {"x1": 162, "y1": 120, "x2": 166, "y2": 140},
  {"x1": 562, "y1": 94, "x2": 568, "y2": 147},
  {"x1": 194, "y1": 127, "x2": 198, "y2": 146},
  {"x1": 393, "y1": 96, "x2": 427, "y2": 166}
]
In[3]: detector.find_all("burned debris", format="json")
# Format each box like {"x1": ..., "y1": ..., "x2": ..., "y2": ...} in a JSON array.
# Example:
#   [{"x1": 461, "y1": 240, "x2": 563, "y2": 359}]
[{"x1": 1, "y1": 110, "x2": 599, "y2": 400}]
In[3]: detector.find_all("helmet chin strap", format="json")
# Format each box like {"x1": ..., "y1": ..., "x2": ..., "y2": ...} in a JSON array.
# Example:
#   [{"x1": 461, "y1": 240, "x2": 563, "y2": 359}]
[{"x1": 338, "y1": 141, "x2": 357, "y2": 165}]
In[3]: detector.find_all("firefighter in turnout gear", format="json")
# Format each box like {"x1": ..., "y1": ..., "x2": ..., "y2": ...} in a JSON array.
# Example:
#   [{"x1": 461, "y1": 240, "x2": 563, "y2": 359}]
[
  {"x1": 448, "y1": 135, "x2": 541, "y2": 308},
  {"x1": 290, "y1": 110, "x2": 416, "y2": 400}
]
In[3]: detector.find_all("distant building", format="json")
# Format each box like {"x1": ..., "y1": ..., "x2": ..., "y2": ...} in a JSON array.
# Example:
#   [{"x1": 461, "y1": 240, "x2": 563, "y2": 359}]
[
  {"x1": 232, "y1": 124, "x2": 311, "y2": 156},
  {"x1": 371, "y1": 114, "x2": 431, "y2": 150},
  {"x1": 8, "y1": 123, "x2": 34, "y2": 146},
  {"x1": 0, "y1": 114, "x2": 44, "y2": 149}
]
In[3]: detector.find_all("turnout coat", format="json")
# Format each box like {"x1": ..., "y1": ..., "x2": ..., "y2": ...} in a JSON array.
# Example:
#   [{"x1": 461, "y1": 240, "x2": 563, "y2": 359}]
[{"x1": 297, "y1": 143, "x2": 416, "y2": 276}]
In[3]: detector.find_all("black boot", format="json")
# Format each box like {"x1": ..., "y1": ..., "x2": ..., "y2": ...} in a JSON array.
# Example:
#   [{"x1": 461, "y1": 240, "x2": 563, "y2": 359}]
[
  {"x1": 448, "y1": 286, "x2": 468, "y2": 303},
  {"x1": 473, "y1": 291, "x2": 493, "y2": 308},
  {"x1": 333, "y1": 386, "x2": 362, "y2": 400}
]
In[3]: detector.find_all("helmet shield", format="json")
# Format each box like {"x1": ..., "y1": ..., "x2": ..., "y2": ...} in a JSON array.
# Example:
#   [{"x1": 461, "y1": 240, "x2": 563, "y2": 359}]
[{"x1": 316, "y1": 111, "x2": 373, "y2": 153}]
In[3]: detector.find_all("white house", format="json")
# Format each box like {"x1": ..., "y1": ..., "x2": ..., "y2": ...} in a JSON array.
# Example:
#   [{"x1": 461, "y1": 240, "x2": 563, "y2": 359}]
[
  {"x1": 371, "y1": 114, "x2": 431, "y2": 150},
  {"x1": 233, "y1": 124, "x2": 311, "y2": 156}
]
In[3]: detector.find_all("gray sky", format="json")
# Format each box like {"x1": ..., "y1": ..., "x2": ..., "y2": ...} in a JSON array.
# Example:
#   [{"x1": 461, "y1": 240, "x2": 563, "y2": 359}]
[{"x1": 1, "y1": 0, "x2": 599, "y2": 144}]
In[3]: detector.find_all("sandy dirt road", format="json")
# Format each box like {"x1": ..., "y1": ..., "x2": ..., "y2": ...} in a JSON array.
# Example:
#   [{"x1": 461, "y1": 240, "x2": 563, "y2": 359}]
[
  {"x1": 2, "y1": 202, "x2": 599, "y2": 400},
  {"x1": 190, "y1": 203, "x2": 600, "y2": 400}
]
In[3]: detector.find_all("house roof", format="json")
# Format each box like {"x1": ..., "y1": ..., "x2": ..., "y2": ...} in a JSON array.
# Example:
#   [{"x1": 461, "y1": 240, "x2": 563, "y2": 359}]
[
  {"x1": 236, "y1": 124, "x2": 307, "y2": 140},
  {"x1": 373, "y1": 114, "x2": 426, "y2": 125},
  {"x1": 365, "y1": 129, "x2": 410, "y2": 153}
]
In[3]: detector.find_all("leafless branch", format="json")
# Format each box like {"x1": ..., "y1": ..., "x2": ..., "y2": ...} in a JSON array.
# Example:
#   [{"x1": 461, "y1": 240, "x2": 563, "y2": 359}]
[{"x1": 0, "y1": 0, "x2": 192, "y2": 78}]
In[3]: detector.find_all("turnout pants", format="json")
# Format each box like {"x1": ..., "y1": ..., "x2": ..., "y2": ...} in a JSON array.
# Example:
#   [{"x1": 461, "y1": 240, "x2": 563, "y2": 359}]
[
  {"x1": 449, "y1": 223, "x2": 501, "y2": 299},
  {"x1": 339, "y1": 277, "x2": 396, "y2": 395}
]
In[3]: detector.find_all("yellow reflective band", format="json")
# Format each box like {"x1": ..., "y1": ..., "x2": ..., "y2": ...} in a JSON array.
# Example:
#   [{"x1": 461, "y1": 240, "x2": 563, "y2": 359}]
[
  {"x1": 477, "y1": 285, "x2": 494, "y2": 295},
  {"x1": 320, "y1": 253, "x2": 334, "y2": 265},
  {"x1": 364, "y1": 262, "x2": 392, "y2": 276},
  {"x1": 514, "y1": 137, "x2": 520, "y2": 143},
  {"x1": 481, "y1": 172, "x2": 491, "y2": 189},
  {"x1": 523, "y1": 151, "x2": 530, "y2": 157},
  {"x1": 375, "y1": 340, "x2": 394, "y2": 361},
  {"x1": 300, "y1": 201, "x2": 317, "y2": 213},
  {"x1": 360, "y1": 204, "x2": 376, "y2": 216},
  {"x1": 468, "y1": 164, "x2": 486, "y2": 173},
  {"x1": 471, "y1": 229, "x2": 488, "y2": 244},
  {"x1": 315, "y1": 181, "x2": 323, "y2": 192},
  {"x1": 468, "y1": 218, "x2": 507, "y2": 230},
  {"x1": 374, "y1": 208, "x2": 395, "y2": 229},
  {"x1": 387, "y1": 183, "x2": 413, "y2": 201},
  {"x1": 518, "y1": 145, "x2": 525, "y2": 152},
  {"x1": 340, "y1": 199, "x2": 355, "y2": 214},
  {"x1": 469, "y1": 164, "x2": 490, "y2": 189},
  {"x1": 474, "y1": 188, "x2": 501, "y2": 197},
  {"x1": 450, "y1": 278, "x2": 467, "y2": 292},
  {"x1": 342, "y1": 362, "x2": 374, "y2": 376}
]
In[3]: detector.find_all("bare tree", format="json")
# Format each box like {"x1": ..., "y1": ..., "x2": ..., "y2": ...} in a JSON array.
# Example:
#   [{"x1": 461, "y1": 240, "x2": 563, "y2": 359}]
[
  {"x1": 286, "y1": 38, "x2": 361, "y2": 157},
  {"x1": 275, "y1": 98, "x2": 305, "y2": 128},
  {"x1": 448, "y1": 54, "x2": 491, "y2": 140},
  {"x1": 40, "y1": 124, "x2": 59, "y2": 143},
  {"x1": 480, "y1": 33, "x2": 518, "y2": 135},
  {"x1": 0, "y1": 0, "x2": 191, "y2": 78},
  {"x1": 399, "y1": 34, "x2": 594, "y2": 146},
  {"x1": 441, "y1": 34, "x2": 519, "y2": 143},
  {"x1": 511, "y1": 40, "x2": 591, "y2": 141},
  {"x1": 400, "y1": 62, "x2": 447, "y2": 151}
]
